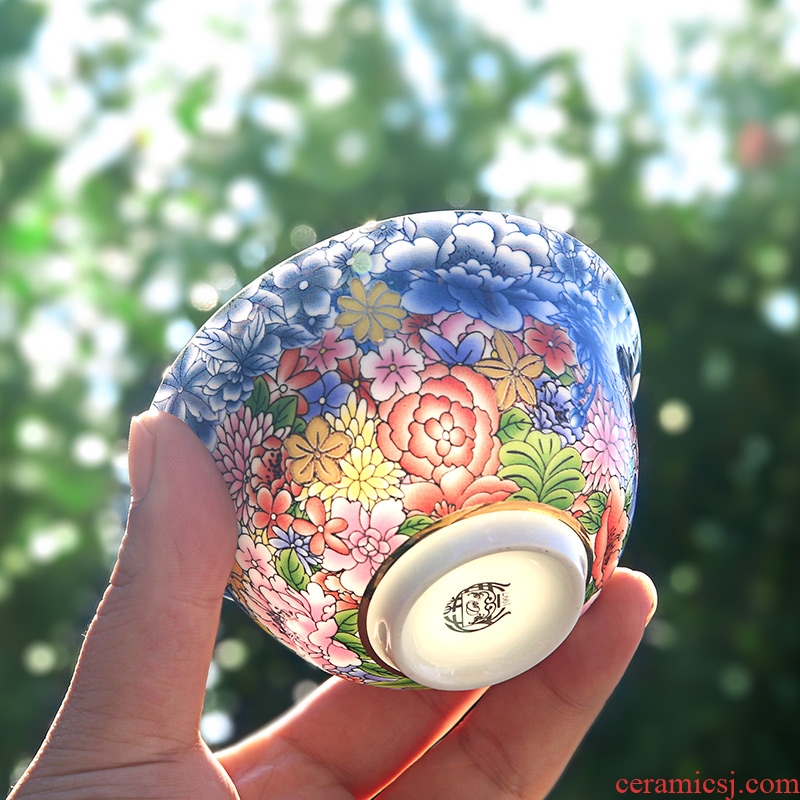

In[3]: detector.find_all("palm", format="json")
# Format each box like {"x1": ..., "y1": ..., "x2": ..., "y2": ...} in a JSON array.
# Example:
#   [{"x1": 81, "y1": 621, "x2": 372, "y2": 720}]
[{"x1": 10, "y1": 413, "x2": 654, "y2": 800}]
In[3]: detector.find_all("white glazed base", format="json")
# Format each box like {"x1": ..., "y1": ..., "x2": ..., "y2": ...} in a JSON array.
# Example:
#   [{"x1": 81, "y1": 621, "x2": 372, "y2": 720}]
[{"x1": 361, "y1": 505, "x2": 590, "y2": 691}]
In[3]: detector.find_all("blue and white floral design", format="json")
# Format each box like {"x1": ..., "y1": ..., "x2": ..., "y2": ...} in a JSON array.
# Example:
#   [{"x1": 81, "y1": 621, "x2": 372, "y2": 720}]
[{"x1": 383, "y1": 220, "x2": 559, "y2": 330}]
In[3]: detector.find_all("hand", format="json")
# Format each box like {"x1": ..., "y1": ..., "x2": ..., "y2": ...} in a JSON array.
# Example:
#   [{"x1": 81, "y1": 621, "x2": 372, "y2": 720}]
[{"x1": 9, "y1": 410, "x2": 656, "y2": 800}]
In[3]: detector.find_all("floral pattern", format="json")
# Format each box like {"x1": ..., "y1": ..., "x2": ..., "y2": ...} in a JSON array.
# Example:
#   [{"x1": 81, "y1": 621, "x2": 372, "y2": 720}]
[{"x1": 153, "y1": 210, "x2": 641, "y2": 687}]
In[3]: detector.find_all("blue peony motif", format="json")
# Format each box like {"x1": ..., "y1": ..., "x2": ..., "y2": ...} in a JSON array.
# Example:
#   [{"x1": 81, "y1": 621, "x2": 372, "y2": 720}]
[
  {"x1": 505, "y1": 213, "x2": 548, "y2": 237},
  {"x1": 152, "y1": 345, "x2": 217, "y2": 423},
  {"x1": 271, "y1": 250, "x2": 342, "y2": 319},
  {"x1": 460, "y1": 210, "x2": 542, "y2": 242},
  {"x1": 384, "y1": 220, "x2": 560, "y2": 330},
  {"x1": 546, "y1": 230, "x2": 595, "y2": 286},
  {"x1": 196, "y1": 314, "x2": 282, "y2": 414},
  {"x1": 533, "y1": 377, "x2": 583, "y2": 445}
]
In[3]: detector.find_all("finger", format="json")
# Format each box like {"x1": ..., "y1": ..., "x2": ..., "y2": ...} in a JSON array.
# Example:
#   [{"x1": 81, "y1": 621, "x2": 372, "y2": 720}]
[
  {"x1": 379, "y1": 568, "x2": 657, "y2": 800},
  {"x1": 42, "y1": 410, "x2": 238, "y2": 760},
  {"x1": 218, "y1": 679, "x2": 486, "y2": 800}
]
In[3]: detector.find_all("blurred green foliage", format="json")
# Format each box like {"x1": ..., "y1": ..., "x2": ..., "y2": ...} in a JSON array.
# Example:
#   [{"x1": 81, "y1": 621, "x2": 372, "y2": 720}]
[{"x1": 1, "y1": 0, "x2": 799, "y2": 793}]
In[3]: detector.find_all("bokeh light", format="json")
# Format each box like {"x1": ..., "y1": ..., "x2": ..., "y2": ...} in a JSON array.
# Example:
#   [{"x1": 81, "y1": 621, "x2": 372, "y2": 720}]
[{"x1": 658, "y1": 399, "x2": 693, "y2": 435}]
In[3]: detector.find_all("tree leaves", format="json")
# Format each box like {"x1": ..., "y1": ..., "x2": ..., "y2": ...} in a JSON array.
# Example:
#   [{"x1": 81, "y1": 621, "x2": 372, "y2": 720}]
[{"x1": 499, "y1": 430, "x2": 585, "y2": 509}]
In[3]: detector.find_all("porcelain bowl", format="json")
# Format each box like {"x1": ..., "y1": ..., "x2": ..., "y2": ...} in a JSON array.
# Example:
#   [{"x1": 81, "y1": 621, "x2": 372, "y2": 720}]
[{"x1": 153, "y1": 210, "x2": 641, "y2": 690}]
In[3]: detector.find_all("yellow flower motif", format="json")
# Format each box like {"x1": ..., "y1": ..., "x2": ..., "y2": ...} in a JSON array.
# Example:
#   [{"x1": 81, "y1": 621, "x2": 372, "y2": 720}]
[
  {"x1": 475, "y1": 330, "x2": 544, "y2": 411},
  {"x1": 326, "y1": 391, "x2": 378, "y2": 450},
  {"x1": 285, "y1": 416, "x2": 350, "y2": 485},
  {"x1": 312, "y1": 446, "x2": 404, "y2": 508},
  {"x1": 336, "y1": 278, "x2": 406, "y2": 343}
]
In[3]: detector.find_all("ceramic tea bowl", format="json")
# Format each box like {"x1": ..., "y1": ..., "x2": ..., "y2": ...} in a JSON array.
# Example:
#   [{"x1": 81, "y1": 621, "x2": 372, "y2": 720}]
[{"x1": 153, "y1": 210, "x2": 641, "y2": 690}]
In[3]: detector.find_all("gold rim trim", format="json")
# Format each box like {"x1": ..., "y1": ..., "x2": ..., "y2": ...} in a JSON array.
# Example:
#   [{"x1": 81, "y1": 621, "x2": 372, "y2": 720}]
[{"x1": 357, "y1": 501, "x2": 594, "y2": 678}]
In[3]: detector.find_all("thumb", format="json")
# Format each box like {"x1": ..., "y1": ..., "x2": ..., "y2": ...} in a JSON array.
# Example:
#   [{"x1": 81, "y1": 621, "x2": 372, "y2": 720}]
[{"x1": 43, "y1": 410, "x2": 237, "y2": 759}]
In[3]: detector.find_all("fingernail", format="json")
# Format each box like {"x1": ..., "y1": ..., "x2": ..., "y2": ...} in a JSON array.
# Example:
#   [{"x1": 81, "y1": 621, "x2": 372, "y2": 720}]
[
  {"x1": 128, "y1": 411, "x2": 158, "y2": 502},
  {"x1": 640, "y1": 573, "x2": 658, "y2": 626}
]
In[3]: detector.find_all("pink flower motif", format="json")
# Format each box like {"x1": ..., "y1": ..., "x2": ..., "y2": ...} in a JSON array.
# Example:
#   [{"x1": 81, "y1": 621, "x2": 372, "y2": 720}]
[
  {"x1": 401, "y1": 465, "x2": 519, "y2": 518},
  {"x1": 236, "y1": 533, "x2": 272, "y2": 574},
  {"x1": 360, "y1": 338, "x2": 424, "y2": 402},
  {"x1": 592, "y1": 477, "x2": 629, "y2": 589},
  {"x1": 238, "y1": 561, "x2": 293, "y2": 639},
  {"x1": 284, "y1": 582, "x2": 361, "y2": 669},
  {"x1": 304, "y1": 327, "x2": 357, "y2": 372},
  {"x1": 377, "y1": 364, "x2": 501, "y2": 483},
  {"x1": 323, "y1": 498, "x2": 407, "y2": 595},
  {"x1": 576, "y1": 394, "x2": 634, "y2": 492},
  {"x1": 249, "y1": 439, "x2": 289, "y2": 499},
  {"x1": 241, "y1": 563, "x2": 360, "y2": 671},
  {"x1": 214, "y1": 406, "x2": 273, "y2": 516},
  {"x1": 311, "y1": 571, "x2": 360, "y2": 612}
]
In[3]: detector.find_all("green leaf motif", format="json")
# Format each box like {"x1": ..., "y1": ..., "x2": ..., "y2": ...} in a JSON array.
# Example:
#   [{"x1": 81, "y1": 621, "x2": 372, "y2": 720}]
[
  {"x1": 334, "y1": 609, "x2": 360, "y2": 635},
  {"x1": 499, "y1": 431, "x2": 585, "y2": 510},
  {"x1": 275, "y1": 548, "x2": 310, "y2": 592},
  {"x1": 580, "y1": 491, "x2": 608, "y2": 535},
  {"x1": 497, "y1": 407, "x2": 533, "y2": 444},
  {"x1": 397, "y1": 514, "x2": 434, "y2": 537},
  {"x1": 268, "y1": 394, "x2": 298, "y2": 431},
  {"x1": 245, "y1": 376, "x2": 271, "y2": 415}
]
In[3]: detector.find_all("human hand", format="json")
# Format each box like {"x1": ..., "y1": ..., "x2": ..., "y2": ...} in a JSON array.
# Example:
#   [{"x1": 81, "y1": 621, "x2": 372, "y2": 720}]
[{"x1": 9, "y1": 410, "x2": 656, "y2": 800}]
